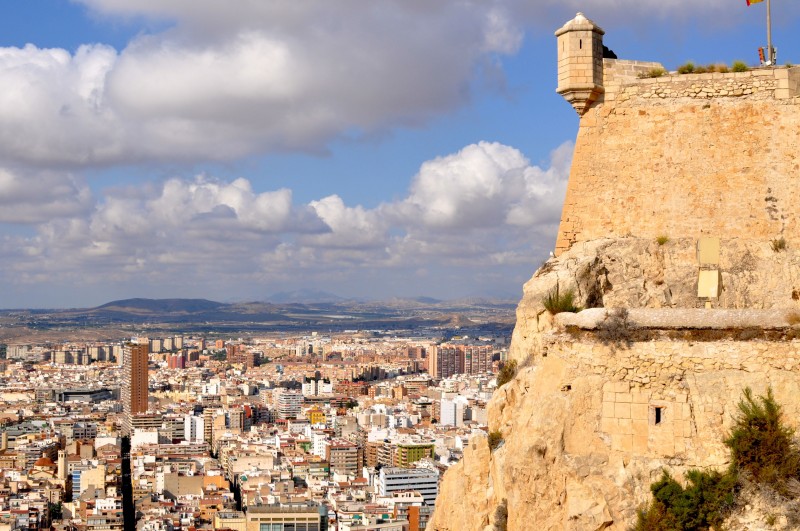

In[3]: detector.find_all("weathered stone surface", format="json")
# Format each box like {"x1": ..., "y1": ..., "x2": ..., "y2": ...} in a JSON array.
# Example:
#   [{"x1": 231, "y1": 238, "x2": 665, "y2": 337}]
[
  {"x1": 555, "y1": 72, "x2": 800, "y2": 256},
  {"x1": 428, "y1": 434, "x2": 490, "y2": 531},
  {"x1": 431, "y1": 244, "x2": 800, "y2": 531},
  {"x1": 557, "y1": 307, "x2": 797, "y2": 330},
  {"x1": 430, "y1": 325, "x2": 800, "y2": 530}
]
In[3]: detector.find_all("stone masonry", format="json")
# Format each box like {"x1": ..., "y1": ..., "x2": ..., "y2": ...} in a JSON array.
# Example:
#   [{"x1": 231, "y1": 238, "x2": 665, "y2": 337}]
[{"x1": 553, "y1": 12, "x2": 800, "y2": 256}]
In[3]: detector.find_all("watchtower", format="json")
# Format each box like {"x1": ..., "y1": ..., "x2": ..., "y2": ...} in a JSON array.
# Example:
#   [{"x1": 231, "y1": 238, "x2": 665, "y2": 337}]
[{"x1": 555, "y1": 12, "x2": 605, "y2": 115}]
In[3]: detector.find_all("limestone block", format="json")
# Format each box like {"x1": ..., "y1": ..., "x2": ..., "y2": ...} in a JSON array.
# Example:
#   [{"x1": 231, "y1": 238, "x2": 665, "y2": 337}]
[{"x1": 614, "y1": 403, "x2": 631, "y2": 418}]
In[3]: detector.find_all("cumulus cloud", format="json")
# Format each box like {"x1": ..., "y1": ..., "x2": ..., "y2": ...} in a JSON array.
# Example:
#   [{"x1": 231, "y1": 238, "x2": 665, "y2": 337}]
[
  {"x1": 3, "y1": 141, "x2": 571, "y2": 300},
  {"x1": 0, "y1": 1, "x2": 535, "y2": 168},
  {"x1": 391, "y1": 141, "x2": 570, "y2": 231},
  {"x1": 0, "y1": 168, "x2": 92, "y2": 223}
]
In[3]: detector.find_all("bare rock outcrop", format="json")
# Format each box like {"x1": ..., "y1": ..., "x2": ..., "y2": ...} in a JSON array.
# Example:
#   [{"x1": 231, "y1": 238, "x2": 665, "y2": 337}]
[
  {"x1": 509, "y1": 238, "x2": 800, "y2": 364},
  {"x1": 429, "y1": 238, "x2": 800, "y2": 531}
]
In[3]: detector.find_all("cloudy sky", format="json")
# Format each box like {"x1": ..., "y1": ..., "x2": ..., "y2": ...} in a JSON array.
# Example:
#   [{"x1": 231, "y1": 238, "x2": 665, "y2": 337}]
[{"x1": 0, "y1": 0, "x2": 797, "y2": 308}]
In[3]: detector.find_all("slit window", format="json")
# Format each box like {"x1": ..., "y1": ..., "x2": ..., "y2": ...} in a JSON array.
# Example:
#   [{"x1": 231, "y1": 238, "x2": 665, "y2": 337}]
[
  {"x1": 654, "y1": 407, "x2": 664, "y2": 425},
  {"x1": 579, "y1": 39, "x2": 583, "y2": 49}
]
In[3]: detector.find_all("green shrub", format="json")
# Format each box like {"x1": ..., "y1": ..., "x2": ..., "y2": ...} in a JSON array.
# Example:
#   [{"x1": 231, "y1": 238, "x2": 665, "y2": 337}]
[
  {"x1": 771, "y1": 237, "x2": 787, "y2": 252},
  {"x1": 640, "y1": 67, "x2": 666, "y2": 78},
  {"x1": 732, "y1": 60, "x2": 749, "y2": 72},
  {"x1": 694, "y1": 65, "x2": 708, "y2": 74},
  {"x1": 632, "y1": 389, "x2": 800, "y2": 529},
  {"x1": 487, "y1": 430, "x2": 504, "y2": 451},
  {"x1": 495, "y1": 359, "x2": 517, "y2": 388},
  {"x1": 704, "y1": 63, "x2": 728, "y2": 74},
  {"x1": 542, "y1": 285, "x2": 580, "y2": 314},
  {"x1": 724, "y1": 387, "x2": 800, "y2": 490},
  {"x1": 677, "y1": 62, "x2": 695, "y2": 74},
  {"x1": 656, "y1": 235, "x2": 670, "y2": 246},
  {"x1": 631, "y1": 469, "x2": 737, "y2": 531}
]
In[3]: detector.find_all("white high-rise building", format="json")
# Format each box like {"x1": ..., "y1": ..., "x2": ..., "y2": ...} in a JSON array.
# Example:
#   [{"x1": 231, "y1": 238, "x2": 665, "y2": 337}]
[
  {"x1": 378, "y1": 467, "x2": 439, "y2": 506},
  {"x1": 276, "y1": 390, "x2": 303, "y2": 419},
  {"x1": 440, "y1": 397, "x2": 467, "y2": 427},
  {"x1": 184, "y1": 415, "x2": 205, "y2": 442}
]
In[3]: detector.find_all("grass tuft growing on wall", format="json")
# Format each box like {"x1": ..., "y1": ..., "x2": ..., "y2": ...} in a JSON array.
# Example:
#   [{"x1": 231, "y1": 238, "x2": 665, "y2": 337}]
[{"x1": 542, "y1": 286, "x2": 580, "y2": 314}]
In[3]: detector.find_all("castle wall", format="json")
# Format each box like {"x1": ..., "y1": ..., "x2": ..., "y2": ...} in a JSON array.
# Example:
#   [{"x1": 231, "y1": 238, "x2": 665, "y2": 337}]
[
  {"x1": 611, "y1": 67, "x2": 800, "y2": 103},
  {"x1": 431, "y1": 331, "x2": 800, "y2": 531},
  {"x1": 601, "y1": 58, "x2": 665, "y2": 99},
  {"x1": 547, "y1": 335, "x2": 800, "y2": 463},
  {"x1": 555, "y1": 70, "x2": 800, "y2": 255}
]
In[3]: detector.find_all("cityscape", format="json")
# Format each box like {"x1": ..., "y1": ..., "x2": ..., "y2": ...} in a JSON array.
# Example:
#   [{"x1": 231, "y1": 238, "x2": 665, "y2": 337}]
[
  {"x1": 0, "y1": 311, "x2": 509, "y2": 531},
  {"x1": 2, "y1": 2, "x2": 800, "y2": 531}
]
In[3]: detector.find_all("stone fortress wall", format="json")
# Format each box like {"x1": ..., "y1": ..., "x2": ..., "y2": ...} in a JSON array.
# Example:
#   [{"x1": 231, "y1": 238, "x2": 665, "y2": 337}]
[
  {"x1": 430, "y1": 12, "x2": 800, "y2": 531},
  {"x1": 602, "y1": 60, "x2": 800, "y2": 104},
  {"x1": 554, "y1": 15, "x2": 800, "y2": 256}
]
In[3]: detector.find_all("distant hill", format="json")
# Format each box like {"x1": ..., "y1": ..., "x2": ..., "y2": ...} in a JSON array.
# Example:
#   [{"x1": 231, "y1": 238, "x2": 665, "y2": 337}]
[
  {"x1": 0, "y1": 295, "x2": 516, "y2": 333},
  {"x1": 96, "y1": 298, "x2": 225, "y2": 313}
]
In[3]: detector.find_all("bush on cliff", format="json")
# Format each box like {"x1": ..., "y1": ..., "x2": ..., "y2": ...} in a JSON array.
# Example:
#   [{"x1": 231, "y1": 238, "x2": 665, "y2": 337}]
[
  {"x1": 495, "y1": 360, "x2": 517, "y2": 388},
  {"x1": 493, "y1": 499, "x2": 508, "y2": 531},
  {"x1": 725, "y1": 387, "x2": 800, "y2": 491},
  {"x1": 632, "y1": 469, "x2": 737, "y2": 531},
  {"x1": 632, "y1": 388, "x2": 800, "y2": 529},
  {"x1": 487, "y1": 430, "x2": 504, "y2": 451}
]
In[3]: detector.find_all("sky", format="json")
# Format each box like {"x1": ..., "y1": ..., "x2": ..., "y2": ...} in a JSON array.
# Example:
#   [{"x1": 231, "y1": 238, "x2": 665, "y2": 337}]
[{"x1": 0, "y1": 0, "x2": 798, "y2": 308}]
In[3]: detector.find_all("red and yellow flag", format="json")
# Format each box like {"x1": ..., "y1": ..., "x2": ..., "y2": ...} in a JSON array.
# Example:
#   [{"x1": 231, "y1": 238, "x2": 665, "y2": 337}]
[{"x1": 746, "y1": 0, "x2": 764, "y2": 5}]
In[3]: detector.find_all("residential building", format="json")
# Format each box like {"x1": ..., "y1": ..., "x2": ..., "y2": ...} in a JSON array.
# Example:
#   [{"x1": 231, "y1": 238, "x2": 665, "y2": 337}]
[
  {"x1": 378, "y1": 468, "x2": 438, "y2": 507},
  {"x1": 122, "y1": 343, "x2": 149, "y2": 434},
  {"x1": 244, "y1": 502, "x2": 327, "y2": 531}
]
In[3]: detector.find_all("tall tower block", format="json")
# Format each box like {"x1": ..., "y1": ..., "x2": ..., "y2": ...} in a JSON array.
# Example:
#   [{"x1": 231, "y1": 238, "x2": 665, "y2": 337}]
[
  {"x1": 555, "y1": 12, "x2": 605, "y2": 115},
  {"x1": 122, "y1": 342, "x2": 150, "y2": 435}
]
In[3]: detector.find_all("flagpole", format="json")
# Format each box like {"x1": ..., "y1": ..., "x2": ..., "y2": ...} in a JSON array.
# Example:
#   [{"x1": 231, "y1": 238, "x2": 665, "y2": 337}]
[{"x1": 767, "y1": 0, "x2": 773, "y2": 65}]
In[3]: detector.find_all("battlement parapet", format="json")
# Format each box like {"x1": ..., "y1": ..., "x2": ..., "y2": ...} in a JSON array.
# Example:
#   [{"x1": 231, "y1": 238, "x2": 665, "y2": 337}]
[{"x1": 604, "y1": 66, "x2": 800, "y2": 104}]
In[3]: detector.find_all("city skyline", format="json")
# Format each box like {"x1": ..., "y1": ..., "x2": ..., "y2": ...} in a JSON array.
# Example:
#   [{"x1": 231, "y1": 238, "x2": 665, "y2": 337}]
[{"x1": 1, "y1": 1, "x2": 799, "y2": 308}]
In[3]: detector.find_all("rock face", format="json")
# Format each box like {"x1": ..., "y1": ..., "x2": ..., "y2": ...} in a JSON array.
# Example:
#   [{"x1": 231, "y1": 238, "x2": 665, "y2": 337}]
[
  {"x1": 429, "y1": 239, "x2": 800, "y2": 531},
  {"x1": 429, "y1": 14, "x2": 800, "y2": 530},
  {"x1": 508, "y1": 237, "x2": 800, "y2": 366}
]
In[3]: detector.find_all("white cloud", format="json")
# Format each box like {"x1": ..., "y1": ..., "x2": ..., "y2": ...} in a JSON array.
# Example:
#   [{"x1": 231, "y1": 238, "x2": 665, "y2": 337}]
[
  {"x1": 0, "y1": 168, "x2": 92, "y2": 223},
  {"x1": 0, "y1": 44, "x2": 121, "y2": 166},
  {"x1": 304, "y1": 195, "x2": 387, "y2": 250},
  {"x1": 2, "y1": 141, "x2": 571, "y2": 301},
  {"x1": 391, "y1": 141, "x2": 570, "y2": 231},
  {"x1": 0, "y1": 1, "x2": 534, "y2": 168}
]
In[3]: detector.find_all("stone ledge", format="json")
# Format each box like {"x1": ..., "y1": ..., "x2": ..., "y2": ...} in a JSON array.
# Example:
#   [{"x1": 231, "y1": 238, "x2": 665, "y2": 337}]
[{"x1": 556, "y1": 308, "x2": 798, "y2": 330}]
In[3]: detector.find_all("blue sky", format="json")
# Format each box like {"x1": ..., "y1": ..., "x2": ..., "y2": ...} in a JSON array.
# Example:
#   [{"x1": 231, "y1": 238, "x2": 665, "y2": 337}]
[{"x1": 0, "y1": 0, "x2": 796, "y2": 308}]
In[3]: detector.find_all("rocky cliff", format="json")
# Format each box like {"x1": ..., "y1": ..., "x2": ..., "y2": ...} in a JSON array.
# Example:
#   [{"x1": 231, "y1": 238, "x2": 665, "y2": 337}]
[
  {"x1": 428, "y1": 12, "x2": 800, "y2": 531},
  {"x1": 430, "y1": 239, "x2": 800, "y2": 531}
]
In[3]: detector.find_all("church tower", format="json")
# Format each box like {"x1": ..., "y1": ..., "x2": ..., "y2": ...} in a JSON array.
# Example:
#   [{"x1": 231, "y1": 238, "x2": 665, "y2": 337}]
[
  {"x1": 57, "y1": 449, "x2": 67, "y2": 480},
  {"x1": 555, "y1": 12, "x2": 605, "y2": 115}
]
